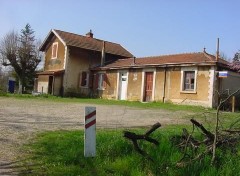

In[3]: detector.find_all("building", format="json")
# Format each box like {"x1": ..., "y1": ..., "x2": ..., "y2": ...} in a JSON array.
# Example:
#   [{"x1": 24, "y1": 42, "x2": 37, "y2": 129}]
[
  {"x1": 36, "y1": 29, "x2": 133, "y2": 96},
  {"x1": 92, "y1": 51, "x2": 240, "y2": 108},
  {"x1": 37, "y1": 29, "x2": 240, "y2": 108}
]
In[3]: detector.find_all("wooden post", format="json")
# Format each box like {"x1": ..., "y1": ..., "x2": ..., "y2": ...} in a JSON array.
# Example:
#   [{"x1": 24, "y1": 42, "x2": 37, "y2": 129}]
[
  {"x1": 232, "y1": 96, "x2": 235, "y2": 112},
  {"x1": 84, "y1": 107, "x2": 96, "y2": 157}
]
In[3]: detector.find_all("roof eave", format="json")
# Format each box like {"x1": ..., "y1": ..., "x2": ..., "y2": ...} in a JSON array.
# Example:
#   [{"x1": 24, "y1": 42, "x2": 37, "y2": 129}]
[
  {"x1": 39, "y1": 29, "x2": 67, "y2": 52},
  {"x1": 93, "y1": 62, "x2": 217, "y2": 71}
]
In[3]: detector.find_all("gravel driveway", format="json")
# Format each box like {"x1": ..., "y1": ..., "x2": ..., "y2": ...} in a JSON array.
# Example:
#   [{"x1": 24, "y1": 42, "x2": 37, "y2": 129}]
[{"x1": 0, "y1": 97, "x2": 189, "y2": 175}]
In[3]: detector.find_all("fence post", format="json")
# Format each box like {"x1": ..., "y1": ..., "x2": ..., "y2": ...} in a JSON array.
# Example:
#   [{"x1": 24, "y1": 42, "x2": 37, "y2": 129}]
[{"x1": 84, "y1": 107, "x2": 96, "y2": 157}]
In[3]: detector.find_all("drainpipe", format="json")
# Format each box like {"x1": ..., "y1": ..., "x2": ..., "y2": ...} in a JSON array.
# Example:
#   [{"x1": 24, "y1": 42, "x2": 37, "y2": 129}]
[
  {"x1": 162, "y1": 66, "x2": 167, "y2": 103},
  {"x1": 101, "y1": 41, "x2": 105, "y2": 66}
]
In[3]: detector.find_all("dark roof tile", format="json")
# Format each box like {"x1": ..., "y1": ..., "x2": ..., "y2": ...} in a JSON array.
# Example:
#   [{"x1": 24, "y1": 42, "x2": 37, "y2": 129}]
[{"x1": 53, "y1": 30, "x2": 133, "y2": 57}]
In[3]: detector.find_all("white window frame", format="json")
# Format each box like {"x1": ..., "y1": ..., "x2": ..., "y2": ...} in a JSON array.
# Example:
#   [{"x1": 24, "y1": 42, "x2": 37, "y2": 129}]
[
  {"x1": 180, "y1": 67, "x2": 197, "y2": 93},
  {"x1": 80, "y1": 71, "x2": 89, "y2": 88},
  {"x1": 51, "y1": 42, "x2": 58, "y2": 59}
]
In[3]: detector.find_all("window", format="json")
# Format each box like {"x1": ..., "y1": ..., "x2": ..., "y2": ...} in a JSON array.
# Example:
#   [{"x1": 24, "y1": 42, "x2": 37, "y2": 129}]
[
  {"x1": 51, "y1": 42, "x2": 58, "y2": 59},
  {"x1": 80, "y1": 71, "x2": 89, "y2": 87},
  {"x1": 182, "y1": 71, "x2": 196, "y2": 92}
]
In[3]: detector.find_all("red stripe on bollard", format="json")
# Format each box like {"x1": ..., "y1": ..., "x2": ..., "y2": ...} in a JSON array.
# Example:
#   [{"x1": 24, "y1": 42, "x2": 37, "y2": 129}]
[
  {"x1": 85, "y1": 119, "x2": 96, "y2": 129},
  {"x1": 85, "y1": 110, "x2": 96, "y2": 120}
]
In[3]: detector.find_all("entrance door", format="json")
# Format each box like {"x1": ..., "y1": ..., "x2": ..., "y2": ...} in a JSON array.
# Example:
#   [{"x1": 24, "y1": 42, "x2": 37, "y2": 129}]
[
  {"x1": 48, "y1": 76, "x2": 53, "y2": 94},
  {"x1": 119, "y1": 72, "x2": 127, "y2": 100},
  {"x1": 144, "y1": 72, "x2": 153, "y2": 102}
]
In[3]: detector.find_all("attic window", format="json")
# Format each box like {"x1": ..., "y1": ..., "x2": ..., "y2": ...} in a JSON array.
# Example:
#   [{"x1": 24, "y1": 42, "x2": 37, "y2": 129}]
[{"x1": 51, "y1": 42, "x2": 58, "y2": 59}]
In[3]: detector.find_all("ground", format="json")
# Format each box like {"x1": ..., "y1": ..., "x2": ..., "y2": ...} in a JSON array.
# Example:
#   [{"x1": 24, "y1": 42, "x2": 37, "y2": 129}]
[{"x1": 0, "y1": 97, "x2": 190, "y2": 175}]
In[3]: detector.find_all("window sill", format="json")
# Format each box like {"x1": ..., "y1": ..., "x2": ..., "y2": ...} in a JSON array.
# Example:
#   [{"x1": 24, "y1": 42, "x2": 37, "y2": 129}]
[
  {"x1": 180, "y1": 90, "x2": 197, "y2": 94},
  {"x1": 51, "y1": 57, "x2": 57, "y2": 59}
]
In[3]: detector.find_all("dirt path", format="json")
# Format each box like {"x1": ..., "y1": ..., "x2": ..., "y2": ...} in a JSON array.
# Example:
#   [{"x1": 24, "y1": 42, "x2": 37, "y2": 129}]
[{"x1": 0, "y1": 97, "x2": 190, "y2": 175}]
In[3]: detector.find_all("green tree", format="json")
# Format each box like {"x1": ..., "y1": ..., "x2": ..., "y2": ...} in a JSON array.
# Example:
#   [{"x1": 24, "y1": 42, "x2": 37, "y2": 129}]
[{"x1": 0, "y1": 24, "x2": 41, "y2": 93}]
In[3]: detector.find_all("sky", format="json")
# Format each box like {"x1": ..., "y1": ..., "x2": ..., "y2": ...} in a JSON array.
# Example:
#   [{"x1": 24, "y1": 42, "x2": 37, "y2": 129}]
[{"x1": 0, "y1": 0, "x2": 240, "y2": 60}]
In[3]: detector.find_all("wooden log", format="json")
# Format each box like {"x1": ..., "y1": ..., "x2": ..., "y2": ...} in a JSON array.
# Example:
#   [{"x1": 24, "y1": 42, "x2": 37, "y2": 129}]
[{"x1": 190, "y1": 119, "x2": 214, "y2": 140}]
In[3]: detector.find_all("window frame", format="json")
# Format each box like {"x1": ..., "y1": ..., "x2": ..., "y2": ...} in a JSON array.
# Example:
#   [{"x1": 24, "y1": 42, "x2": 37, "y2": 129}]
[
  {"x1": 180, "y1": 67, "x2": 197, "y2": 93},
  {"x1": 51, "y1": 42, "x2": 58, "y2": 59}
]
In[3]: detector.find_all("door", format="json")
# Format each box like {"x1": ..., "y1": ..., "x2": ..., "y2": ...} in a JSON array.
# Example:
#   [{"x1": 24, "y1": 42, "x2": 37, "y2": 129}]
[
  {"x1": 144, "y1": 72, "x2": 153, "y2": 102},
  {"x1": 119, "y1": 72, "x2": 127, "y2": 100}
]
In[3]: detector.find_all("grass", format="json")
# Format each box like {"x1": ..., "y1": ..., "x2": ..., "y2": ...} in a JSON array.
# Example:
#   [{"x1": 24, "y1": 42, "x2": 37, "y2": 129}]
[
  {"x1": 1, "y1": 93, "x2": 211, "y2": 112},
  {"x1": 20, "y1": 126, "x2": 240, "y2": 176}
]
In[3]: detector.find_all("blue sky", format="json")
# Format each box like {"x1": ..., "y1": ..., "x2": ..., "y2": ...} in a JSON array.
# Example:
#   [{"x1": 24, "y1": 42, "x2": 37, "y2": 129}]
[{"x1": 0, "y1": 0, "x2": 240, "y2": 59}]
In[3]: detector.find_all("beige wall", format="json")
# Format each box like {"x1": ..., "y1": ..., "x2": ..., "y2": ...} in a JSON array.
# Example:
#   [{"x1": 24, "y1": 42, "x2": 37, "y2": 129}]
[
  {"x1": 64, "y1": 47, "x2": 101, "y2": 95},
  {"x1": 44, "y1": 37, "x2": 65, "y2": 71},
  {"x1": 53, "y1": 75, "x2": 62, "y2": 95},
  {"x1": 100, "y1": 65, "x2": 213, "y2": 107},
  {"x1": 37, "y1": 75, "x2": 49, "y2": 93},
  {"x1": 166, "y1": 66, "x2": 211, "y2": 106},
  {"x1": 101, "y1": 70, "x2": 118, "y2": 99},
  {"x1": 127, "y1": 69, "x2": 143, "y2": 101}
]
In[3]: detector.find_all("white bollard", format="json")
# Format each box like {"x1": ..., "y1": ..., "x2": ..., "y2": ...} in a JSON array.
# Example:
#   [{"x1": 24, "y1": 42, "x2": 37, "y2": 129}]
[{"x1": 84, "y1": 107, "x2": 96, "y2": 157}]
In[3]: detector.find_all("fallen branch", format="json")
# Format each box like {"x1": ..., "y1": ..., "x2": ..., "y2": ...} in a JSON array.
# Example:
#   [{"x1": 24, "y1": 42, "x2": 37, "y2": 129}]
[{"x1": 123, "y1": 122, "x2": 161, "y2": 161}]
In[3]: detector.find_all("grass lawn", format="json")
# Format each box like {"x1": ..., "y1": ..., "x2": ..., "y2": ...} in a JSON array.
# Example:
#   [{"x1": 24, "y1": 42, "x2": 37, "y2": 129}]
[
  {"x1": 20, "y1": 125, "x2": 240, "y2": 176},
  {"x1": 1, "y1": 93, "x2": 212, "y2": 112}
]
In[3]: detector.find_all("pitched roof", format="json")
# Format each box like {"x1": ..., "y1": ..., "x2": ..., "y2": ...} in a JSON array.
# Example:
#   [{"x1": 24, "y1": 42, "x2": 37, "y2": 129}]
[
  {"x1": 40, "y1": 29, "x2": 133, "y2": 58},
  {"x1": 98, "y1": 52, "x2": 229, "y2": 70}
]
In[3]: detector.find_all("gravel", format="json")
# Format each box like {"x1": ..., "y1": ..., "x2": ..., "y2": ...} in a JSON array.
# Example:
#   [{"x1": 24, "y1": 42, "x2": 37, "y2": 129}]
[{"x1": 0, "y1": 97, "x2": 189, "y2": 175}]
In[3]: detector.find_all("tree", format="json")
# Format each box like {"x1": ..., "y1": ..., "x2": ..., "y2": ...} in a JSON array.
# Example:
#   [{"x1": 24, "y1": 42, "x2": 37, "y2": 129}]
[
  {"x1": 0, "y1": 24, "x2": 41, "y2": 93},
  {"x1": 228, "y1": 50, "x2": 240, "y2": 72}
]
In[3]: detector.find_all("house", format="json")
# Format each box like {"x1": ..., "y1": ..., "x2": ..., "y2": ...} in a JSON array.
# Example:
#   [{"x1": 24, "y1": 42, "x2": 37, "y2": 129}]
[
  {"x1": 92, "y1": 50, "x2": 240, "y2": 108},
  {"x1": 36, "y1": 29, "x2": 133, "y2": 96},
  {"x1": 37, "y1": 29, "x2": 240, "y2": 108}
]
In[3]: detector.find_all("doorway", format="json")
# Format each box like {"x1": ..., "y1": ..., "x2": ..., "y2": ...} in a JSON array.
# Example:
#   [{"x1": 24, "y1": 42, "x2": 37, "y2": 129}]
[
  {"x1": 48, "y1": 76, "x2": 53, "y2": 94},
  {"x1": 118, "y1": 72, "x2": 128, "y2": 100},
  {"x1": 143, "y1": 72, "x2": 153, "y2": 102}
]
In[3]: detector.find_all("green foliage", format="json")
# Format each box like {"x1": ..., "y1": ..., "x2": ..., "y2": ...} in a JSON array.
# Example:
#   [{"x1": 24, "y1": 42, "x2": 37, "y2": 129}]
[
  {"x1": 20, "y1": 127, "x2": 240, "y2": 176},
  {"x1": 0, "y1": 24, "x2": 41, "y2": 93}
]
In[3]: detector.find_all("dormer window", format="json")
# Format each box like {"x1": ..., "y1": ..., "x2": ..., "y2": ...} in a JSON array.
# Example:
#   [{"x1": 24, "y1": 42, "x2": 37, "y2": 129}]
[{"x1": 51, "y1": 42, "x2": 58, "y2": 59}]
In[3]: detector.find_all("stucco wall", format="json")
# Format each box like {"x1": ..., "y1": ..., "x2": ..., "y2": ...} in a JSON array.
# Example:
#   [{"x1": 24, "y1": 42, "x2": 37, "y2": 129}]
[
  {"x1": 53, "y1": 75, "x2": 62, "y2": 95},
  {"x1": 167, "y1": 66, "x2": 211, "y2": 106},
  {"x1": 101, "y1": 70, "x2": 118, "y2": 99},
  {"x1": 37, "y1": 75, "x2": 49, "y2": 93},
  {"x1": 154, "y1": 68, "x2": 165, "y2": 101},
  {"x1": 64, "y1": 47, "x2": 101, "y2": 95},
  {"x1": 44, "y1": 37, "x2": 65, "y2": 71},
  {"x1": 127, "y1": 69, "x2": 143, "y2": 101}
]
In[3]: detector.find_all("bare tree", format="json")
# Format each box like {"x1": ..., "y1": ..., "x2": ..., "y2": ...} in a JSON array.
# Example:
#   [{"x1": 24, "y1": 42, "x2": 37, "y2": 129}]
[{"x1": 0, "y1": 24, "x2": 41, "y2": 93}]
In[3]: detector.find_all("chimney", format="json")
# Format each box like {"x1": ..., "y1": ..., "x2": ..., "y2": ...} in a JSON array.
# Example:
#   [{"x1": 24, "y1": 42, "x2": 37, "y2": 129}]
[
  {"x1": 216, "y1": 38, "x2": 219, "y2": 61},
  {"x1": 133, "y1": 57, "x2": 136, "y2": 65},
  {"x1": 101, "y1": 41, "x2": 105, "y2": 66},
  {"x1": 203, "y1": 47, "x2": 206, "y2": 53},
  {"x1": 86, "y1": 29, "x2": 93, "y2": 38}
]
